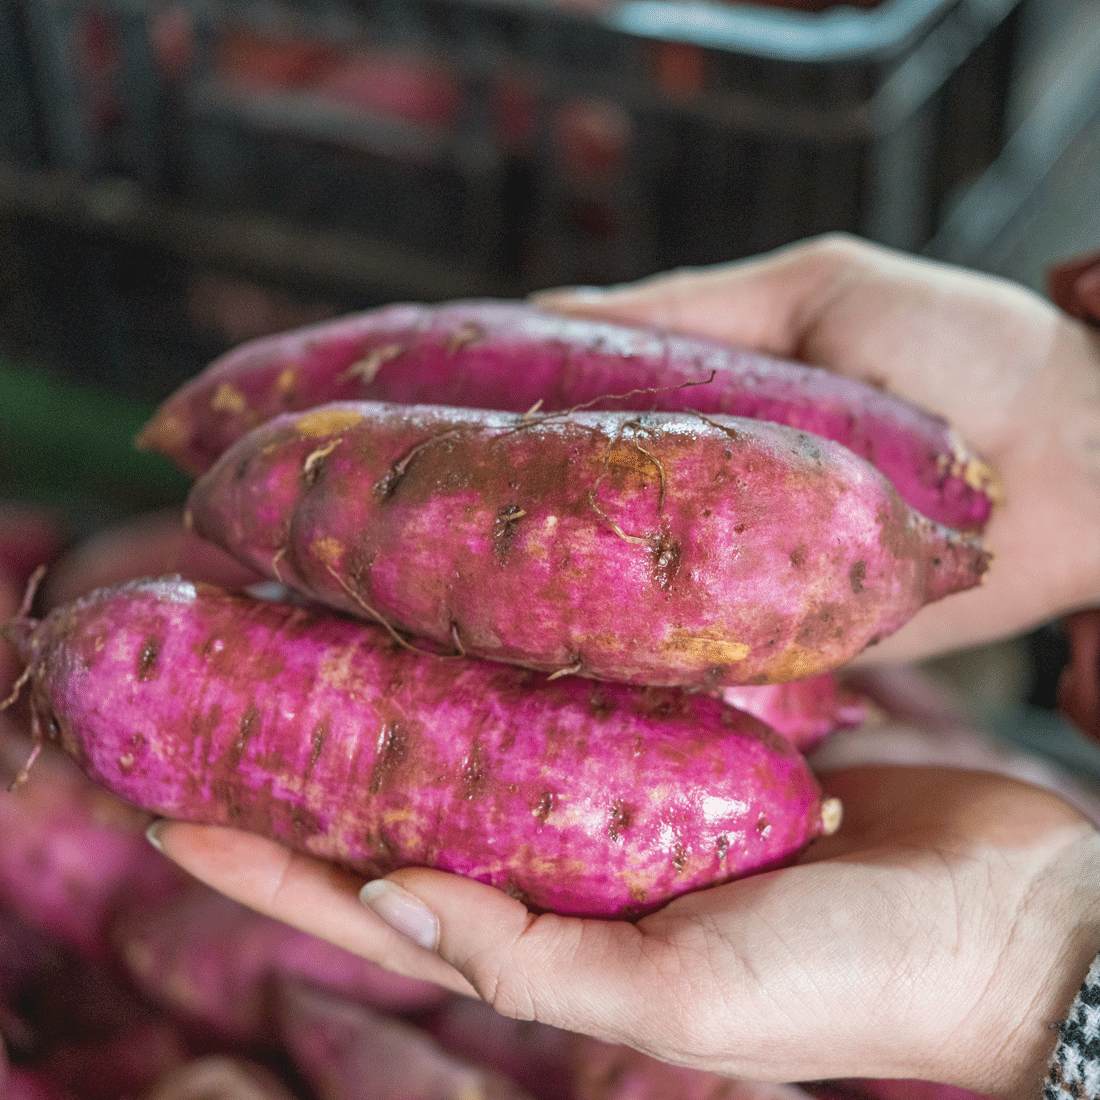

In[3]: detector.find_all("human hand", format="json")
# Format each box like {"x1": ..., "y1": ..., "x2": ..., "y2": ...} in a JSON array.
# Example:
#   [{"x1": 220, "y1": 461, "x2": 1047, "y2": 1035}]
[
  {"x1": 535, "y1": 234, "x2": 1100, "y2": 664},
  {"x1": 148, "y1": 763, "x2": 1100, "y2": 1100}
]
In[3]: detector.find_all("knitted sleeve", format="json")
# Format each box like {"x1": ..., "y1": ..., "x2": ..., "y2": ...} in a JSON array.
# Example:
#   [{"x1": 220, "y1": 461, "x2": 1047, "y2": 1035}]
[{"x1": 1045, "y1": 953, "x2": 1100, "y2": 1100}]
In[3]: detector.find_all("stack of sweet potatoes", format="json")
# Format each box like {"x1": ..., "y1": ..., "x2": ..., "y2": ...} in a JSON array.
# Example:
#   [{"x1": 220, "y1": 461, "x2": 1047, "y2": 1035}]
[{"x1": 0, "y1": 301, "x2": 1007, "y2": 1097}]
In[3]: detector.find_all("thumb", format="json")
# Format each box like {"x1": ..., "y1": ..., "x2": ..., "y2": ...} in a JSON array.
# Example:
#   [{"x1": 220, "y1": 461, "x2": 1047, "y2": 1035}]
[
  {"x1": 360, "y1": 867, "x2": 658, "y2": 1039},
  {"x1": 531, "y1": 233, "x2": 875, "y2": 359}
]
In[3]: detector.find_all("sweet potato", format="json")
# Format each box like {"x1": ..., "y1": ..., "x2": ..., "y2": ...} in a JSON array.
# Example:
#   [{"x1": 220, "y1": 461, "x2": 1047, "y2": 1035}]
[
  {"x1": 0, "y1": 734, "x2": 186, "y2": 961},
  {"x1": 42, "y1": 509, "x2": 262, "y2": 609},
  {"x1": 721, "y1": 674, "x2": 866, "y2": 752},
  {"x1": 114, "y1": 881, "x2": 447, "y2": 1044},
  {"x1": 277, "y1": 982, "x2": 535, "y2": 1100},
  {"x1": 136, "y1": 301, "x2": 998, "y2": 531},
  {"x1": 0, "y1": 905, "x2": 188, "y2": 1100},
  {"x1": 186, "y1": 402, "x2": 988, "y2": 687},
  {"x1": 9, "y1": 578, "x2": 835, "y2": 919},
  {"x1": 1, "y1": 1068, "x2": 73, "y2": 1100},
  {"x1": 425, "y1": 995, "x2": 817, "y2": 1100},
  {"x1": 140, "y1": 1057, "x2": 299, "y2": 1100}
]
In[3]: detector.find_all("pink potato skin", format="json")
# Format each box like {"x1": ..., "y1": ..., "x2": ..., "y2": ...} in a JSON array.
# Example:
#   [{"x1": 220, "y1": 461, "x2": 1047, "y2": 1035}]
[
  {"x1": 0, "y1": 722, "x2": 187, "y2": 963},
  {"x1": 277, "y1": 981, "x2": 536, "y2": 1100},
  {"x1": 0, "y1": 742, "x2": 185, "y2": 961},
  {"x1": 186, "y1": 402, "x2": 989, "y2": 688},
  {"x1": 14, "y1": 579, "x2": 828, "y2": 920},
  {"x1": 425, "y1": 994, "x2": 815, "y2": 1100},
  {"x1": 721, "y1": 674, "x2": 867, "y2": 753},
  {"x1": 136, "y1": 301, "x2": 996, "y2": 531},
  {"x1": 139, "y1": 1057, "x2": 299, "y2": 1100},
  {"x1": 42, "y1": 509, "x2": 263, "y2": 609}
]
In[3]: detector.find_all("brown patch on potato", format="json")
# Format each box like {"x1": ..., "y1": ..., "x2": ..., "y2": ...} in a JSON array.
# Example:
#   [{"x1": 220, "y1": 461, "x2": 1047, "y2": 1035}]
[
  {"x1": 369, "y1": 723, "x2": 407, "y2": 795},
  {"x1": 849, "y1": 559, "x2": 866, "y2": 594},
  {"x1": 664, "y1": 629, "x2": 749, "y2": 665},
  {"x1": 534, "y1": 791, "x2": 555, "y2": 824},
  {"x1": 650, "y1": 535, "x2": 682, "y2": 590},
  {"x1": 671, "y1": 841, "x2": 688, "y2": 873},
  {"x1": 607, "y1": 799, "x2": 633, "y2": 842},
  {"x1": 294, "y1": 408, "x2": 365, "y2": 439},
  {"x1": 492, "y1": 505, "x2": 526, "y2": 565},
  {"x1": 460, "y1": 740, "x2": 486, "y2": 800},
  {"x1": 795, "y1": 602, "x2": 845, "y2": 647},
  {"x1": 229, "y1": 705, "x2": 259, "y2": 765},
  {"x1": 211, "y1": 382, "x2": 247, "y2": 415},
  {"x1": 789, "y1": 544, "x2": 808, "y2": 570},
  {"x1": 136, "y1": 636, "x2": 161, "y2": 682},
  {"x1": 305, "y1": 720, "x2": 327, "y2": 778},
  {"x1": 588, "y1": 688, "x2": 615, "y2": 718}
]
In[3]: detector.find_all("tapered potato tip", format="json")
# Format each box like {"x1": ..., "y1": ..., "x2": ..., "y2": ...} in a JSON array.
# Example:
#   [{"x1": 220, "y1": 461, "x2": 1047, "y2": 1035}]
[
  {"x1": 821, "y1": 797, "x2": 843, "y2": 836},
  {"x1": 921, "y1": 520, "x2": 991, "y2": 603}
]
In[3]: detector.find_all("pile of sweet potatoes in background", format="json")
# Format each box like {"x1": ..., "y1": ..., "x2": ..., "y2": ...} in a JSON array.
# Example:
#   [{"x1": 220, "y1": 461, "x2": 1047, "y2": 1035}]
[{"x1": 0, "y1": 298, "x2": 1022, "y2": 1098}]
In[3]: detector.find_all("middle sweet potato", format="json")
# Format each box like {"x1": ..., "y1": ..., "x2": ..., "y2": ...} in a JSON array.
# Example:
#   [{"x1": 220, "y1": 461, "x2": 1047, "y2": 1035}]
[{"x1": 187, "y1": 402, "x2": 989, "y2": 687}]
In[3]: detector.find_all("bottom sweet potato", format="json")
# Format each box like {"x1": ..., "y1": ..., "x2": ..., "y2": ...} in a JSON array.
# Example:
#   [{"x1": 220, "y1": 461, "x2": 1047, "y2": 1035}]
[{"x1": 10, "y1": 578, "x2": 837, "y2": 919}]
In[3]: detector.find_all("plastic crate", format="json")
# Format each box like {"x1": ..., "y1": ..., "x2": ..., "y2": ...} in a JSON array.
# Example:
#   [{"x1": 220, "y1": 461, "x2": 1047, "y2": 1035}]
[
  {"x1": 0, "y1": 208, "x2": 370, "y2": 404},
  {"x1": 21, "y1": 0, "x2": 1029, "y2": 288},
  {"x1": 0, "y1": 3, "x2": 45, "y2": 168}
]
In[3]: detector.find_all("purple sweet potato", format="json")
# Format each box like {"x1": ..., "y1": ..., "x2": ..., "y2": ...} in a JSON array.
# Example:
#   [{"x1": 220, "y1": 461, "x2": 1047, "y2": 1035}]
[
  {"x1": 114, "y1": 881, "x2": 447, "y2": 1044},
  {"x1": 136, "y1": 301, "x2": 998, "y2": 531},
  {"x1": 140, "y1": 1058, "x2": 299, "y2": 1100},
  {"x1": 42, "y1": 509, "x2": 262, "y2": 609},
  {"x1": 0, "y1": 906, "x2": 189, "y2": 1100},
  {"x1": 0, "y1": 721, "x2": 186, "y2": 962},
  {"x1": 721, "y1": 674, "x2": 867, "y2": 752},
  {"x1": 277, "y1": 981, "x2": 535, "y2": 1100},
  {"x1": 424, "y1": 995, "x2": 815, "y2": 1100},
  {"x1": 1, "y1": 1068, "x2": 73, "y2": 1100},
  {"x1": 186, "y1": 402, "x2": 989, "y2": 687},
  {"x1": 8, "y1": 578, "x2": 835, "y2": 919}
]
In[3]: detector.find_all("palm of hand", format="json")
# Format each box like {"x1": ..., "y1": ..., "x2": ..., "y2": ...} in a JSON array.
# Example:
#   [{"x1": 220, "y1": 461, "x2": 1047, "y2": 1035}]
[{"x1": 152, "y1": 763, "x2": 1100, "y2": 1099}]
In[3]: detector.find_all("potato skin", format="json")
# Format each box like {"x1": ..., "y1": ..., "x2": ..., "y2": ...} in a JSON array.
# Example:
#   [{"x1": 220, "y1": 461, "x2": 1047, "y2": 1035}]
[
  {"x1": 136, "y1": 300, "x2": 997, "y2": 531},
  {"x1": 17, "y1": 579, "x2": 827, "y2": 919},
  {"x1": 187, "y1": 402, "x2": 989, "y2": 687}
]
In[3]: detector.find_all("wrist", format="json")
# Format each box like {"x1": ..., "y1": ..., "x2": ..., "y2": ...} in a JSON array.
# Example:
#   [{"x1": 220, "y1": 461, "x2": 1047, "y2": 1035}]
[{"x1": 982, "y1": 820, "x2": 1100, "y2": 1100}]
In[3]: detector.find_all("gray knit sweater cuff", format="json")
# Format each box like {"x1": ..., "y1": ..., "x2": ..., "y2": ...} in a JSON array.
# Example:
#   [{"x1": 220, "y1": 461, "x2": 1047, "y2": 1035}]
[{"x1": 1045, "y1": 953, "x2": 1100, "y2": 1099}]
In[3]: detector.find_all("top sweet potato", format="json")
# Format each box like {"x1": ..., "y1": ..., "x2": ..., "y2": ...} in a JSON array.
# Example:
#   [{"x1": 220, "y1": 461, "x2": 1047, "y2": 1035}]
[{"x1": 137, "y1": 301, "x2": 998, "y2": 531}]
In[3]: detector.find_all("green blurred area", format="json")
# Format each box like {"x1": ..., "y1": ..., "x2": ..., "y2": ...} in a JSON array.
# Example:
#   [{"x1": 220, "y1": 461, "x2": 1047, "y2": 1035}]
[{"x1": 0, "y1": 357, "x2": 190, "y2": 532}]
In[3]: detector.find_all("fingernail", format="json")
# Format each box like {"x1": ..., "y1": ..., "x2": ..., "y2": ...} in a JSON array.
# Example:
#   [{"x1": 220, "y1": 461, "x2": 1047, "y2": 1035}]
[
  {"x1": 359, "y1": 879, "x2": 439, "y2": 951},
  {"x1": 145, "y1": 819, "x2": 166, "y2": 852}
]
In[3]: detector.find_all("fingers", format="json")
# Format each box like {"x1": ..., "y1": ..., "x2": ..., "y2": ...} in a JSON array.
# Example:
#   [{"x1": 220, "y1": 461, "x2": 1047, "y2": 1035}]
[
  {"x1": 363, "y1": 866, "x2": 659, "y2": 1043},
  {"x1": 147, "y1": 820, "x2": 477, "y2": 997},
  {"x1": 532, "y1": 233, "x2": 889, "y2": 359}
]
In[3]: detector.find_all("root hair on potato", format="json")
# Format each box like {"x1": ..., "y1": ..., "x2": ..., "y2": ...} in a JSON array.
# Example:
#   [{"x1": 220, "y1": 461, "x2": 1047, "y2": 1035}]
[
  {"x1": 586, "y1": 420, "x2": 663, "y2": 546},
  {"x1": 322, "y1": 560, "x2": 442, "y2": 660},
  {"x1": 0, "y1": 563, "x2": 48, "y2": 716},
  {"x1": 373, "y1": 426, "x2": 471, "y2": 502},
  {"x1": 547, "y1": 659, "x2": 584, "y2": 681}
]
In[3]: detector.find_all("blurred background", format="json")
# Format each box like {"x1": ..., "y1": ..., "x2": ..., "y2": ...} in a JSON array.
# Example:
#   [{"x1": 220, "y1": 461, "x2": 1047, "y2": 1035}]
[{"x1": 0, "y1": 0, "x2": 1098, "y2": 751}]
